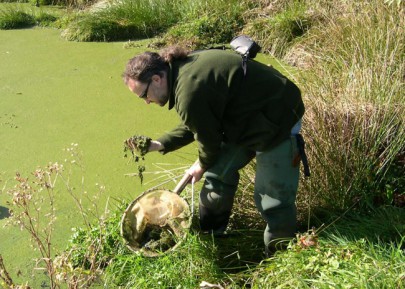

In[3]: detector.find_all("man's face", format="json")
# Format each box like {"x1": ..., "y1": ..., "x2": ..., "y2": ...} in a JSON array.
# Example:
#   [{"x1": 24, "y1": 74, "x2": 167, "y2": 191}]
[{"x1": 127, "y1": 73, "x2": 169, "y2": 107}]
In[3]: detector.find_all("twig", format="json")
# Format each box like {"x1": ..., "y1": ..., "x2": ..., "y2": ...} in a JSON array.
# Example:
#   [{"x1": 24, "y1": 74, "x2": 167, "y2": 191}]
[{"x1": 0, "y1": 254, "x2": 15, "y2": 287}]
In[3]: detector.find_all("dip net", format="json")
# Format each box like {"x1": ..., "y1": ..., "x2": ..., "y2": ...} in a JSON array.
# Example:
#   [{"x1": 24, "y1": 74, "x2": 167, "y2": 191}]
[{"x1": 120, "y1": 189, "x2": 191, "y2": 257}]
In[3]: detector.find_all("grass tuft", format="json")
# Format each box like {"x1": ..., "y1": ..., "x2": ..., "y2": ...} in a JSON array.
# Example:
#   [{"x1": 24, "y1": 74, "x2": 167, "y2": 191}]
[
  {"x1": 34, "y1": 10, "x2": 57, "y2": 26},
  {"x1": 160, "y1": 0, "x2": 246, "y2": 49},
  {"x1": 60, "y1": 13, "x2": 135, "y2": 42},
  {"x1": 247, "y1": 237, "x2": 404, "y2": 289},
  {"x1": 104, "y1": 233, "x2": 222, "y2": 288},
  {"x1": 0, "y1": 7, "x2": 35, "y2": 29},
  {"x1": 61, "y1": 0, "x2": 183, "y2": 41},
  {"x1": 243, "y1": 0, "x2": 316, "y2": 58}
]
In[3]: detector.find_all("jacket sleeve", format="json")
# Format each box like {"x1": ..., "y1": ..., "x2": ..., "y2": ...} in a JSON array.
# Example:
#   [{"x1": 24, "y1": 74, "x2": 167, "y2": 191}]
[
  {"x1": 156, "y1": 123, "x2": 195, "y2": 154},
  {"x1": 176, "y1": 84, "x2": 224, "y2": 169}
]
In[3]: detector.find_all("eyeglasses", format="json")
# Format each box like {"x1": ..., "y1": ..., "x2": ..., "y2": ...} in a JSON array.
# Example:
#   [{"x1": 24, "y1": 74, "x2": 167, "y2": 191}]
[{"x1": 139, "y1": 80, "x2": 151, "y2": 99}]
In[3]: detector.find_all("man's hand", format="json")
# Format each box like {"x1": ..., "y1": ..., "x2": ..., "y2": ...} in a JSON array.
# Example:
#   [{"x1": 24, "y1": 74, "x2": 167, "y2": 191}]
[
  {"x1": 187, "y1": 161, "x2": 206, "y2": 183},
  {"x1": 124, "y1": 135, "x2": 151, "y2": 157},
  {"x1": 148, "y1": 140, "x2": 164, "y2": 152}
]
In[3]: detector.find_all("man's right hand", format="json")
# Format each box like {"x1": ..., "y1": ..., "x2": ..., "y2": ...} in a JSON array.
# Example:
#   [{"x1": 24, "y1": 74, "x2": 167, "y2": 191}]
[
  {"x1": 148, "y1": 140, "x2": 164, "y2": 152},
  {"x1": 187, "y1": 161, "x2": 206, "y2": 183}
]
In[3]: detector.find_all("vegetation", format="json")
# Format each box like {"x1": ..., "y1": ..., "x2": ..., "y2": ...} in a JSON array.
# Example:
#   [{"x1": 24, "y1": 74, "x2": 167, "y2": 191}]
[
  {"x1": 0, "y1": 7, "x2": 34, "y2": 29},
  {"x1": 123, "y1": 134, "x2": 152, "y2": 183},
  {"x1": 0, "y1": 0, "x2": 404, "y2": 288},
  {"x1": 0, "y1": 4, "x2": 60, "y2": 28},
  {"x1": 2, "y1": 162, "x2": 403, "y2": 288},
  {"x1": 293, "y1": 1, "x2": 405, "y2": 212}
]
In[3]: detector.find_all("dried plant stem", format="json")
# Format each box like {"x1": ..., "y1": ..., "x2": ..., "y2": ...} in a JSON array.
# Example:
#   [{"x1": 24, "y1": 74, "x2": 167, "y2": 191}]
[{"x1": 0, "y1": 254, "x2": 17, "y2": 288}]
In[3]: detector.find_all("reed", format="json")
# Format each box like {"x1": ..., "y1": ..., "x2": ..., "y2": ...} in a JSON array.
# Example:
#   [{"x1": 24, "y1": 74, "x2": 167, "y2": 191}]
[{"x1": 289, "y1": 1, "x2": 405, "y2": 212}]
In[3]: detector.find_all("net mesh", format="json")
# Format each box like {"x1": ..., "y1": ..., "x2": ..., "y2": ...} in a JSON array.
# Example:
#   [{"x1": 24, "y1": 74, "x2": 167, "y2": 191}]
[{"x1": 121, "y1": 189, "x2": 191, "y2": 257}]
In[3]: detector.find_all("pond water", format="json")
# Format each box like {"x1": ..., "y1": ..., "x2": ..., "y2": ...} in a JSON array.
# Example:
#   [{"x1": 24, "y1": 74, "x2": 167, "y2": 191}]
[{"x1": 0, "y1": 27, "x2": 196, "y2": 286}]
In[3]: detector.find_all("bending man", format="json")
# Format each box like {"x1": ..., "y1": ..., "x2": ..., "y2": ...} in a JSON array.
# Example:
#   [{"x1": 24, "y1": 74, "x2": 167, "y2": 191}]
[{"x1": 122, "y1": 46, "x2": 306, "y2": 256}]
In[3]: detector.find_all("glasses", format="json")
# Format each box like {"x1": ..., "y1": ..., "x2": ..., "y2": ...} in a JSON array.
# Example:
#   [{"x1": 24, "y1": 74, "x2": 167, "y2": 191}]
[{"x1": 139, "y1": 80, "x2": 151, "y2": 99}]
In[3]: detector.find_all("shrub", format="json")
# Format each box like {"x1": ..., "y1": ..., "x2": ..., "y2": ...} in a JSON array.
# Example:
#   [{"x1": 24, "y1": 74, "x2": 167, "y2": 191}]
[{"x1": 62, "y1": 204, "x2": 125, "y2": 270}]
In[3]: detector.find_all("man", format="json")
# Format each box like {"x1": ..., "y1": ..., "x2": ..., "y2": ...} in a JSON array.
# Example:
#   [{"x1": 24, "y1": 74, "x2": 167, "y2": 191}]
[{"x1": 122, "y1": 45, "x2": 307, "y2": 256}]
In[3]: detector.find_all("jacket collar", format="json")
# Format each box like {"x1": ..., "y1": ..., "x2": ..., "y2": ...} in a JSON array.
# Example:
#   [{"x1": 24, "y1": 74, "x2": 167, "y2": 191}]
[
  {"x1": 167, "y1": 55, "x2": 197, "y2": 110},
  {"x1": 167, "y1": 62, "x2": 175, "y2": 110}
]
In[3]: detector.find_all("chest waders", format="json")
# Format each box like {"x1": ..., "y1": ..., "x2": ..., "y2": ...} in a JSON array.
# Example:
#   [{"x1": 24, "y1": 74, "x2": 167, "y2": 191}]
[{"x1": 199, "y1": 134, "x2": 309, "y2": 256}]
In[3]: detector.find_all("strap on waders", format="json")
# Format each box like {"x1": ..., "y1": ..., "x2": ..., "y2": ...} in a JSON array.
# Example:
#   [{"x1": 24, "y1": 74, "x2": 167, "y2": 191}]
[{"x1": 295, "y1": 134, "x2": 310, "y2": 177}]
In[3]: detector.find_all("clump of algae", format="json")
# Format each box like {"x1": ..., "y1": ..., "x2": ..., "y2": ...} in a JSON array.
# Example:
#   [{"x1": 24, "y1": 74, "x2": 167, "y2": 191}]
[{"x1": 124, "y1": 135, "x2": 152, "y2": 183}]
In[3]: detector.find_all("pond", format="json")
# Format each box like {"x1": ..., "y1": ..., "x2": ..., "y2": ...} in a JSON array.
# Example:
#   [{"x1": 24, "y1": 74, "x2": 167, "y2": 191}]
[{"x1": 0, "y1": 26, "x2": 197, "y2": 286}]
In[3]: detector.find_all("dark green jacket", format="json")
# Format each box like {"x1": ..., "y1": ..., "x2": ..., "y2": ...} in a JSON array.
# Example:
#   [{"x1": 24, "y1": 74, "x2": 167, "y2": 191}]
[{"x1": 157, "y1": 49, "x2": 304, "y2": 169}]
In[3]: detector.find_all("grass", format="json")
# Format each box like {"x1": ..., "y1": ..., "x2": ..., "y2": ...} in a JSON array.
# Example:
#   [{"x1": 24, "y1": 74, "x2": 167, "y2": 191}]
[
  {"x1": 2, "y1": 161, "x2": 402, "y2": 288},
  {"x1": 60, "y1": 14, "x2": 136, "y2": 42},
  {"x1": 242, "y1": 0, "x2": 315, "y2": 59},
  {"x1": 0, "y1": 6, "x2": 34, "y2": 28},
  {"x1": 246, "y1": 233, "x2": 404, "y2": 288},
  {"x1": 45, "y1": 191, "x2": 405, "y2": 288},
  {"x1": 0, "y1": 3, "x2": 61, "y2": 28},
  {"x1": 103, "y1": 233, "x2": 222, "y2": 288},
  {"x1": 159, "y1": 0, "x2": 247, "y2": 48},
  {"x1": 60, "y1": 0, "x2": 184, "y2": 41},
  {"x1": 289, "y1": 0, "x2": 405, "y2": 212}
]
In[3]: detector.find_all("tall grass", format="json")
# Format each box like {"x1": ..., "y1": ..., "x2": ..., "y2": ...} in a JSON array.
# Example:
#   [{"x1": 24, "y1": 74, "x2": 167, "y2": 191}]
[
  {"x1": 242, "y1": 0, "x2": 316, "y2": 59},
  {"x1": 61, "y1": 0, "x2": 183, "y2": 41},
  {"x1": 60, "y1": 0, "x2": 250, "y2": 43},
  {"x1": 287, "y1": 1, "x2": 405, "y2": 211},
  {"x1": 160, "y1": 0, "x2": 248, "y2": 48},
  {"x1": 101, "y1": 0, "x2": 181, "y2": 36},
  {"x1": 0, "y1": 4, "x2": 60, "y2": 28},
  {"x1": 0, "y1": 5, "x2": 34, "y2": 28}
]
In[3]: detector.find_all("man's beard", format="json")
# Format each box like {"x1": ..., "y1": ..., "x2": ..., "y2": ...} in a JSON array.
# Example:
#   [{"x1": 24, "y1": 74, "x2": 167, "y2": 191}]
[{"x1": 157, "y1": 93, "x2": 169, "y2": 106}]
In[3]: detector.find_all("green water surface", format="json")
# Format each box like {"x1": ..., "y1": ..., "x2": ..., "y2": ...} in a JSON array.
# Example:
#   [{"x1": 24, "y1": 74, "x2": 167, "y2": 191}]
[{"x1": 0, "y1": 27, "x2": 197, "y2": 286}]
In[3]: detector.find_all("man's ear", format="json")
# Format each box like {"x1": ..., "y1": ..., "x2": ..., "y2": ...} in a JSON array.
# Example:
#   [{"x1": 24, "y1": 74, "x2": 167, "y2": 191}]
[
  {"x1": 152, "y1": 72, "x2": 167, "y2": 86},
  {"x1": 152, "y1": 74, "x2": 162, "y2": 84}
]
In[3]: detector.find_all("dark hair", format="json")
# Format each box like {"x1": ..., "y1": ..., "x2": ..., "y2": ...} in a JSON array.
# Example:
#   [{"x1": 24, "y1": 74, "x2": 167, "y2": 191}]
[{"x1": 122, "y1": 46, "x2": 190, "y2": 84}]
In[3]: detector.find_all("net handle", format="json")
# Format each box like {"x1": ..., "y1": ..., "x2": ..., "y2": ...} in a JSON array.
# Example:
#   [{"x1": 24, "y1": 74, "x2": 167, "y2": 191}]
[{"x1": 173, "y1": 173, "x2": 192, "y2": 194}]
